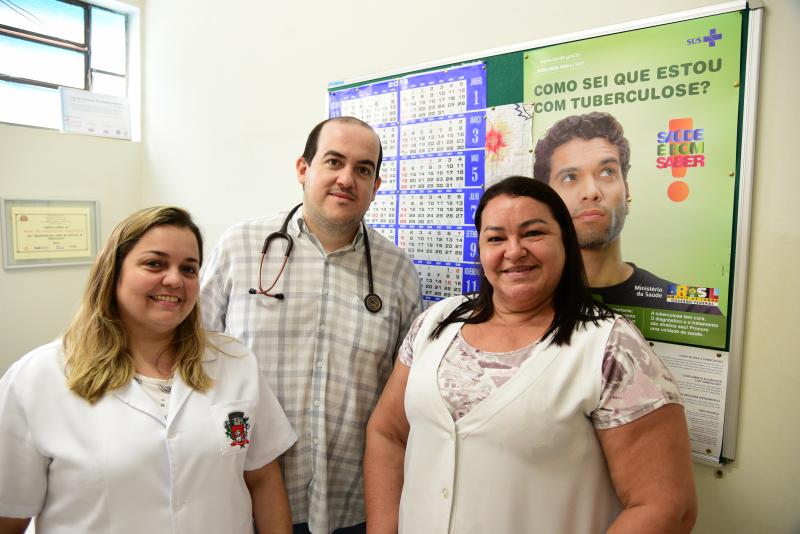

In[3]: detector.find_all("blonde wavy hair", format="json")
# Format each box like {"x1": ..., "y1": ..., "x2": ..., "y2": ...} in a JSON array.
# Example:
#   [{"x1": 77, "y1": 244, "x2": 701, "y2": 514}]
[{"x1": 63, "y1": 206, "x2": 212, "y2": 403}]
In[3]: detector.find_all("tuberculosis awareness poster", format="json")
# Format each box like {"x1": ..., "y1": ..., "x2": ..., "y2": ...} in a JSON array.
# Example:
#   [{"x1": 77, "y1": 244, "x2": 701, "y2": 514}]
[
  {"x1": 524, "y1": 12, "x2": 742, "y2": 350},
  {"x1": 327, "y1": 7, "x2": 754, "y2": 460}
]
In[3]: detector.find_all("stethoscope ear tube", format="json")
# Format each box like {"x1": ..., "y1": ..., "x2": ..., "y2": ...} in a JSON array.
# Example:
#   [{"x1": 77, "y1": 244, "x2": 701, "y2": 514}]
[{"x1": 262, "y1": 231, "x2": 293, "y2": 257}]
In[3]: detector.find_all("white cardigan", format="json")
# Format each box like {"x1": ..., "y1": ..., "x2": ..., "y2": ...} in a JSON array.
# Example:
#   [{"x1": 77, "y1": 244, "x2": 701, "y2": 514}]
[{"x1": 400, "y1": 297, "x2": 621, "y2": 534}]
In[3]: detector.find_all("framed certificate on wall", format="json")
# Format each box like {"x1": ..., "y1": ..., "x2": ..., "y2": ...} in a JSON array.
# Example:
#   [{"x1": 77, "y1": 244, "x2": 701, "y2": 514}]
[{"x1": 1, "y1": 198, "x2": 99, "y2": 269}]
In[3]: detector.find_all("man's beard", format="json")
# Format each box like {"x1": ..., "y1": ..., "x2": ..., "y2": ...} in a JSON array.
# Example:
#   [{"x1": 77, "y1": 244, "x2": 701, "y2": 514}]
[
  {"x1": 575, "y1": 200, "x2": 627, "y2": 250},
  {"x1": 305, "y1": 202, "x2": 363, "y2": 237}
]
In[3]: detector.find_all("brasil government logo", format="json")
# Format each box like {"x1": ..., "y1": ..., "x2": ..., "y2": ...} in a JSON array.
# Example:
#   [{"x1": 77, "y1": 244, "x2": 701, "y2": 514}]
[{"x1": 666, "y1": 285, "x2": 719, "y2": 307}]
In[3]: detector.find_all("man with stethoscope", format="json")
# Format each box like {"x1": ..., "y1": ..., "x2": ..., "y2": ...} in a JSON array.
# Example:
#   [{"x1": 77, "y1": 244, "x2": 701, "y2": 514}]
[{"x1": 200, "y1": 117, "x2": 422, "y2": 534}]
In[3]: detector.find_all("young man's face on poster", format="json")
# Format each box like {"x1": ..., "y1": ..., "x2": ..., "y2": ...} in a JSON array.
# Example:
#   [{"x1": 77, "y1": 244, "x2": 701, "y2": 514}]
[{"x1": 547, "y1": 137, "x2": 629, "y2": 250}]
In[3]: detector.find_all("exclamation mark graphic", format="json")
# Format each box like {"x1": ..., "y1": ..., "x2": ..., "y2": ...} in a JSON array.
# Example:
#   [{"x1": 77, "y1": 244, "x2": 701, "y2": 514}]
[{"x1": 667, "y1": 118, "x2": 692, "y2": 202}]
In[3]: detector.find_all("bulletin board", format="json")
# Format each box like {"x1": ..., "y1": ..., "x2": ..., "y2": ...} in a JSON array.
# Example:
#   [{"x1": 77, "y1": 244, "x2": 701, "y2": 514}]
[{"x1": 327, "y1": 1, "x2": 762, "y2": 464}]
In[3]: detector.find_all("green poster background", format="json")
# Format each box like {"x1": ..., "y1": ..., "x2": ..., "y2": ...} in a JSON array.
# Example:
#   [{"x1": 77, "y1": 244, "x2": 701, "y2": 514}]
[{"x1": 524, "y1": 12, "x2": 742, "y2": 349}]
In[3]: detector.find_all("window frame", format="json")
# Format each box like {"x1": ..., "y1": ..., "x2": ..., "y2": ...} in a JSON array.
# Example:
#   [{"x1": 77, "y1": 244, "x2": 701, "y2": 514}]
[{"x1": 0, "y1": 0, "x2": 138, "y2": 136}]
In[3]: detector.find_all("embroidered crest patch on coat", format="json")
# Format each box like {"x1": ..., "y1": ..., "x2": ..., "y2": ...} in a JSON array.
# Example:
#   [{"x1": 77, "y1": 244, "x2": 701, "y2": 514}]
[{"x1": 224, "y1": 411, "x2": 251, "y2": 448}]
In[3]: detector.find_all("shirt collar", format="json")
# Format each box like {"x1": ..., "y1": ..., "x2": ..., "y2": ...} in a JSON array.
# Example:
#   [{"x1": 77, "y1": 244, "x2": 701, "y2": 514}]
[
  {"x1": 287, "y1": 207, "x2": 305, "y2": 238},
  {"x1": 293, "y1": 210, "x2": 365, "y2": 252}
]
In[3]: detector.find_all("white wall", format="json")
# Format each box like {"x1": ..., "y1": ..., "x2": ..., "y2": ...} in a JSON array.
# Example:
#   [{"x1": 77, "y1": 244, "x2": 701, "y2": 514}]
[
  {"x1": 0, "y1": 125, "x2": 142, "y2": 364},
  {"x1": 0, "y1": 0, "x2": 796, "y2": 531}
]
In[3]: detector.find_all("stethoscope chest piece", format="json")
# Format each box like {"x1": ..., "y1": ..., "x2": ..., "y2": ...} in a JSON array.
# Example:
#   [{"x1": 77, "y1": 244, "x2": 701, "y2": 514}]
[{"x1": 364, "y1": 293, "x2": 383, "y2": 313}]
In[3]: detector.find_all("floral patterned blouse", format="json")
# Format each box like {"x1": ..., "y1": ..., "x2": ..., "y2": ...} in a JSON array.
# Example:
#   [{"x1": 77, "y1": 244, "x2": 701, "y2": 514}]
[{"x1": 398, "y1": 310, "x2": 682, "y2": 428}]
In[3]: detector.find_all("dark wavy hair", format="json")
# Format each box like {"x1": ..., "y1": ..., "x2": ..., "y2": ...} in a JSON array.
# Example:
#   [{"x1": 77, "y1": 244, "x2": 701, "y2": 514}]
[
  {"x1": 430, "y1": 176, "x2": 614, "y2": 345},
  {"x1": 533, "y1": 112, "x2": 631, "y2": 184},
  {"x1": 302, "y1": 116, "x2": 383, "y2": 178}
]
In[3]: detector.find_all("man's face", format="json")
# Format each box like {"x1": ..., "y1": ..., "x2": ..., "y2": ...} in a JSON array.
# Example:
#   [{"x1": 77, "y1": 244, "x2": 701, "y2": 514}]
[
  {"x1": 296, "y1": 121, "x2": 381, "y2": 235},
  {"x1": 547, "y1": 137, "x2": 628, "y2": 250}
]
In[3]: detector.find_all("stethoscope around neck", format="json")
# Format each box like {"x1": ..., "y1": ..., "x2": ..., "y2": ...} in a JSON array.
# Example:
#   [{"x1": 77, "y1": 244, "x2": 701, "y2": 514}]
[{"x1": 248, "y1": 203, "x2": 382, "y2": 313}]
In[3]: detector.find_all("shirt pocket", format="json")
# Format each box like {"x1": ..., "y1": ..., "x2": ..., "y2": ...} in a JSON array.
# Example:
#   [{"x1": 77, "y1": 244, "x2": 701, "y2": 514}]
[
  {"x1": 211, "y1": 401, "x2": 257, "y2": 457},
  {"x1": 334, "y1": 291, "x2": 398, "y2": 352}
]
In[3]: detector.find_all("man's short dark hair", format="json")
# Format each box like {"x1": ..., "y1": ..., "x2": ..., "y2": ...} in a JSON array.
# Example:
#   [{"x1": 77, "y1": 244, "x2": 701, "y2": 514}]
[
  {"x1": 533, "y1": 112, "x2": 631, "y2": 184},
  {"x1": 302, "y1": 116, "x2": 383, "y2": 179}
]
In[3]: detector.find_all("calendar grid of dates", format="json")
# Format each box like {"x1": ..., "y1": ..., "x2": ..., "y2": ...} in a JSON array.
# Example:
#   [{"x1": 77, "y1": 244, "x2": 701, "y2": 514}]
[{"x1": 330, "y1": 63, "x2": 487, "y2": 304}]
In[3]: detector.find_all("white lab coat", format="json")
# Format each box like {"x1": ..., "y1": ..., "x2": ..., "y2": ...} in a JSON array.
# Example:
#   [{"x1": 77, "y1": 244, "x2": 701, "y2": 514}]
[{"x1": 0, "y1": 333, "x2": 297, "y2": 534}]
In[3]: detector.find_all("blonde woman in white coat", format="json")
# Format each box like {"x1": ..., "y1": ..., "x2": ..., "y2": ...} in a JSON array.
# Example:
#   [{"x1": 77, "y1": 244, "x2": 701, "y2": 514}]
[{"x1": 0, "y1": 207, "x2": 296, "y2": 534}]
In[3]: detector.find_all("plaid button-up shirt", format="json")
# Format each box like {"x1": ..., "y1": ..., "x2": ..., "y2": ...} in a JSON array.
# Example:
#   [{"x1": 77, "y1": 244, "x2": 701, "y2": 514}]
[{"x1": 200, "y1": 210, "x2": 422, "y2": 533}]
